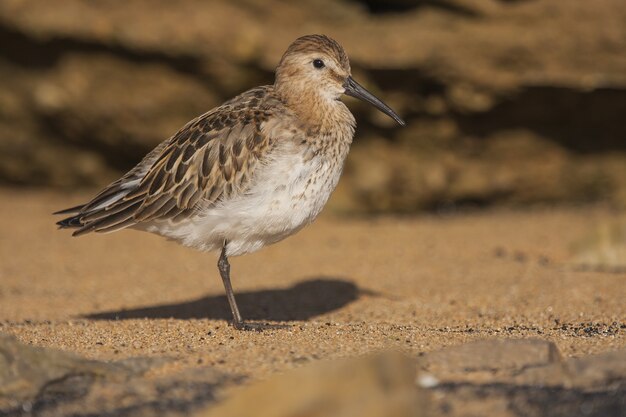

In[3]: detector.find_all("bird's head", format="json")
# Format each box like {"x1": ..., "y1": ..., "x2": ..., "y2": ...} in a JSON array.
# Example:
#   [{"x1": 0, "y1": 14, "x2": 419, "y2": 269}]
[{"x1": 275, "y1": 34, "x2": 405, "y2": 126}]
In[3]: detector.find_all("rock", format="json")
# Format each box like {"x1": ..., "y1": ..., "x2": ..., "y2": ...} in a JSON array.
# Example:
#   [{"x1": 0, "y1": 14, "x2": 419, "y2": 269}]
[
  {"x1": 0, "y1": 0, "x2": 625, "y2": 211},
  {"x1": 2, "y1": 332, "x2": 624, "y2": 417},
  {"x1": 0, "y1": 333, "x2": 129, "y2": 410},
  {"x1": 418, "y1": 339, "x2": 626, "y2": 389},
  {"x1": 419, "y1": 338, "x2": 562, "y2": 381},
  {"x1": 339, "y1": 131, "x2": 621, "y2": 213},
  {"x1": 515, "y1": 349, "x2": 626, "y2": 389},
  {"x1": 566, "y1": 350, "x2": 626, "y2": 387},
  {"x1": 198, "y1": 352, "x2": 428, "y2": 417},
  {"x1": 418, "y1": 339, "x2": 626, "y2": 417},
  {"x1": 0, "y1": 334, "x2": 228, "y2": 416}
]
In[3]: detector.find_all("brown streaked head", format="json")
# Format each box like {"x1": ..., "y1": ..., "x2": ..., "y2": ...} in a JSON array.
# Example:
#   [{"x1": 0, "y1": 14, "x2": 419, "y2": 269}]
[{"x1": 275, "y1": 34, "x2": 405, "y2": 126}]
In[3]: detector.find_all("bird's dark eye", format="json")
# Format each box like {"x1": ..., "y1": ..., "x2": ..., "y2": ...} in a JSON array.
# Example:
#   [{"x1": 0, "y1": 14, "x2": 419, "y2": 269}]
[{"x1": 313, "y1": 59, "x2": 325, "y2": 69}]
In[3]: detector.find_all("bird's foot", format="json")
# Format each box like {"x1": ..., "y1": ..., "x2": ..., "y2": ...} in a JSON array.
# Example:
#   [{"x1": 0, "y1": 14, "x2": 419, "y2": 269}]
[{"x1": 232, "y1": 320, "x2": 291, "y2": 331}]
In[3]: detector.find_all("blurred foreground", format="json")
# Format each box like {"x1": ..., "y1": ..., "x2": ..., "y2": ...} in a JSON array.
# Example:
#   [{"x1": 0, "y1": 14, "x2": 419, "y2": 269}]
[
  {"x1": 1, "y1": 0, "x2": 625, "y2": 212},
  {"x1": 0, "y1": 190, "x2": 624, "y2": 415},
  {"x1": 2, "y1": 335, "x2": 625, "y2": 416}
]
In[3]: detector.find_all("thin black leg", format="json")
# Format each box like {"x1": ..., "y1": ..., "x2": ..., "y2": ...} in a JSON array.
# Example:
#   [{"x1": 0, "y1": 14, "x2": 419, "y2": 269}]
[
  {"x1": 217, "y1": 245, "x2": 244, "y2": 329},
  {"x1": 216, "y1": 243, "x2": 290, "y2": 332}
]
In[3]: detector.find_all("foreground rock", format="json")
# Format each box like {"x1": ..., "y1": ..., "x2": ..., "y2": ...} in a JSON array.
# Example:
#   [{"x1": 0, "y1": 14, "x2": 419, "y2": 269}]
[
  {"x1": 419, "y1": 339, "x2": 626, "y2": 417},
  {"x1": 199, "y1": 353, "x2": 426, "y2": 417},
  {"x1": 1, "y1": 334, "x2": 624, "y2": 416},
  {"x1": 0, "y1": 0, "x2": 625, "y2": 210},
  {"x1": 0, "y1": 334, "x2": 229, "y2": 416},
  {"x1": 0, "y1": 334, "x2": 426, "y2": 417},
  {"x1": 419, "y1": 338, "x2": 562, "y2": 383}
]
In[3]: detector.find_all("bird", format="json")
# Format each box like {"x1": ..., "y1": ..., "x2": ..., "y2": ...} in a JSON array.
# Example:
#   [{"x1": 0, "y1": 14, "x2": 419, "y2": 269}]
[{"x1": 55, "y1": 34, "x2": 405, "y2": 330}]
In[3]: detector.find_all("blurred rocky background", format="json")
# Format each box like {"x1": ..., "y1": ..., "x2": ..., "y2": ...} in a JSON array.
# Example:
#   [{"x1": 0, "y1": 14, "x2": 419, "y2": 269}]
[{"x1": 1, "y1": 0, "x2": 625, "y2": 213}]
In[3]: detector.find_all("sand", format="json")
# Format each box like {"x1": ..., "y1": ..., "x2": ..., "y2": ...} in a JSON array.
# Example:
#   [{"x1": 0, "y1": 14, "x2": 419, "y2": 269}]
[{"x1": 0, "y1": 189, "x2": 624, "y2": 381}]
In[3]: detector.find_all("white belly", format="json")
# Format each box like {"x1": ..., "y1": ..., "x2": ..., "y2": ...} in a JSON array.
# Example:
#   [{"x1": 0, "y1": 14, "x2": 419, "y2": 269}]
[{"x1": 146, "y1": 145, "x2": 345, "y2": 256}]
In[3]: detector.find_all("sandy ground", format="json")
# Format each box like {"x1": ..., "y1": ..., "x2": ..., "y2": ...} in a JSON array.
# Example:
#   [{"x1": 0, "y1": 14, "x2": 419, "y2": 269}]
[{"x1": 0, "y1": 189, "x2": 624, "y2": 381}]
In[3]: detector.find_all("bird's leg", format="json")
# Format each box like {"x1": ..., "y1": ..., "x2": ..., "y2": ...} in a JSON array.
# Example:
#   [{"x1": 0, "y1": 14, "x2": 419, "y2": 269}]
[
  {"x1": 217, "y1": 245, "x2": 245, "y2": 330},
  {"x1": 217, "y1": 243, "x2": 290, "y2": 332}
]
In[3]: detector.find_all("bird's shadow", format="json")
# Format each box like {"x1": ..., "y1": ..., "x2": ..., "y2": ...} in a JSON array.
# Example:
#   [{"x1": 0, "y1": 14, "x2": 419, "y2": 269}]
[{"x1": 84, "y1": 277, "x2": 364, "y2": 322}]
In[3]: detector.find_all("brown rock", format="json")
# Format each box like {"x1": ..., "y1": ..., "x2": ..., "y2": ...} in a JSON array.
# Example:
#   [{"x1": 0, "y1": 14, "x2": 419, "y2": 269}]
[
  {"x1": 0, "y1": 333, "x2": 129, "y2": 410},
  {"x1": 421, "y1": 341, "x2": 625, "y2": 417},
  {"x1": 199, "y1": 352, "x2": 428, "y2": 417},
  {"x1": 419, "y1": 338, "x2": 562, "y2": 381},
  {"x1": 0, "y1": 334, "x2": 228, "y2": 416},
  {"x1": 515, "y1": 349, "x2": 626, "y2": 389}
]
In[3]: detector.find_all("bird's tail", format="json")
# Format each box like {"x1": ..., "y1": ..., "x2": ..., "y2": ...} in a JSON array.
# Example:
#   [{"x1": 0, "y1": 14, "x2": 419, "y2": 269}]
[
  {"x1": 53, "y1": 183, "x2": 142, "y2": 236},
  {"x1": 53, "y1": 204, "x2": 86, "y2": 229}
]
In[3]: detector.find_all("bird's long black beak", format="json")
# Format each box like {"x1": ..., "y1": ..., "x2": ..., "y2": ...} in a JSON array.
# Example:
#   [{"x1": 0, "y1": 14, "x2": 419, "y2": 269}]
[{"x1": 343, "y1": 76, "x2": 405, "y2": 126}]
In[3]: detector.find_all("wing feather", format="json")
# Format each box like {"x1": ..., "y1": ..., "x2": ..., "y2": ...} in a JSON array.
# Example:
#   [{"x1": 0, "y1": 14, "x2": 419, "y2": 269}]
[{"x1": 56, "y1": 86, "x2": 280, "y2": 235}]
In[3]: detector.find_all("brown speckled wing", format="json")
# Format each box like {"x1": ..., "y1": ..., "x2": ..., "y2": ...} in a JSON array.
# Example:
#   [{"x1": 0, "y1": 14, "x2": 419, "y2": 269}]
[{"x1": 66, "y1": 86, "x2": 277, "y2": 236}]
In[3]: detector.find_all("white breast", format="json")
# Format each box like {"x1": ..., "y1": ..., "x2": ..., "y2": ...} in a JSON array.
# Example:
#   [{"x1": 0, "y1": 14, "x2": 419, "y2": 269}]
[{"x1": 147, "y1": 140, "x2": 347, "y2": 256}]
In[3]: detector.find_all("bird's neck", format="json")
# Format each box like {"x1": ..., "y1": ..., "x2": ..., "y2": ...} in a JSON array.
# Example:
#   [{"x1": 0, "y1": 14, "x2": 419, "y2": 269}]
[{"x1": 277, "y1": 88, "x2": 355, "y2": 135}]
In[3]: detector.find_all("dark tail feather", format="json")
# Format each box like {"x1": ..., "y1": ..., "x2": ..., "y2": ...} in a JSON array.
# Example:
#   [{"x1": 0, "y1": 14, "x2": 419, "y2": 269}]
[
  {"x1": 53, "y1": 204, "x2": 85, "y2": 215},
  {"x1": 56, "y1": 215, "x2": 83, "y2": 229}
]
